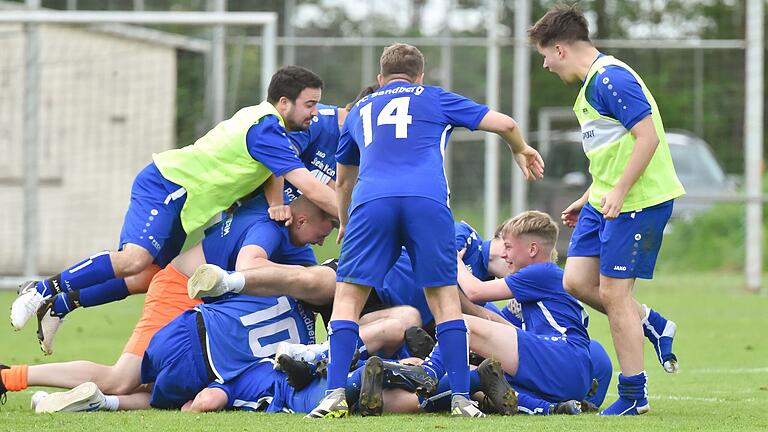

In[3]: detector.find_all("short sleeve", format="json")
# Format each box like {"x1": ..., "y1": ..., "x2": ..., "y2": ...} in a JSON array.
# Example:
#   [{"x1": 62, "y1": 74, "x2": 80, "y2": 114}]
[
  {"x1": 335, "y1": 117, "x2": 360, "y2": 166},
  {"x1": 246, "y1": 115, "x2": 305, "y2": 176},
  {"x1": 590, "y1": 66, "x2": 652, "y2": 130},
  {"x1": 287, "y1": 129, "x2": 312, "y2": 156},
  {"x1": 439, "y1": 89, "x2": 490, "y2": 131},
  {"x1": 241, "y1": 222, "x2": 285, "y2": 258},
  {"x1": 454, "y1": 222, "x2": 473, "y2": 251},
  {"x1": 503, "y1": 263, "x2": 557, "y2": 303}
]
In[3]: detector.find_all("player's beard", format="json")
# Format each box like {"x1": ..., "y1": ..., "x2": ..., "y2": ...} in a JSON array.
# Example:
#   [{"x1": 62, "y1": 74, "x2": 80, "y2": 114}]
[{"x1": 284, "y1": 107, "x2": 311, "y2": 132}]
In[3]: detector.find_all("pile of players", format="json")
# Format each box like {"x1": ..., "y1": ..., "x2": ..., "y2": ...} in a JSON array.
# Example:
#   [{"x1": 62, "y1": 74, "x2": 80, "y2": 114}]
[{"x1": 1, "y1": 4, "x2": 682, "y2": 419}]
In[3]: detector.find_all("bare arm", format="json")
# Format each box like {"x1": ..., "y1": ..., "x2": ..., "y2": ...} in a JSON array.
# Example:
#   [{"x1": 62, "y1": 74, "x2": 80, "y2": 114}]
[
  {"x1": 457, "y1": 289, "x2": 513, "y2": 326},
  {"x1": 284, "y1": 167, "x2": 339, "y2": 217},
  {"x1": 335, "y1": 162, "x2": 359, "y2": 244},
  {"x1": 457, "y1": 256, "x2": 514, "y2": 303},
  {"x1": 263, "y1": 175, "x2": 292, "y2": 226},
  {"x1": 477, "y1": 111, "x2": 544, "y2": 180},
  {"x1": 600, "y1": 115, "x2": 659, "y2": 218}
]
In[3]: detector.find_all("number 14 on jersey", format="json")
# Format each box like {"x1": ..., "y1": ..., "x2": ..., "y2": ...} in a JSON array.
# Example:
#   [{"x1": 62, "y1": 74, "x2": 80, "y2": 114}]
[{"x1": 360, "y1": 96, "x2": 413, "y2": 147}]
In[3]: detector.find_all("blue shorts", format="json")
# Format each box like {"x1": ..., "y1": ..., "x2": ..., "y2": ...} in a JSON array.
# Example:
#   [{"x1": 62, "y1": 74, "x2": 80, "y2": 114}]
[
  {"x1": 511, "y1": 329, "x2": 592, "y2": 402},
  {"x1": 337, "y1": 197, "x2": 456, "y2": 289},
  {"x1": 567, "y1": 200, "x2": 674, "y2": 279},
  {"x1": 586, "y1": 339, "x2": 613, "y2": 407},
  {"x1": 140, "y1": 309, "x2": 212, "y2": 409},
  {"x1": 119, "y1": 163, "x2": 188, "y2": 268}
]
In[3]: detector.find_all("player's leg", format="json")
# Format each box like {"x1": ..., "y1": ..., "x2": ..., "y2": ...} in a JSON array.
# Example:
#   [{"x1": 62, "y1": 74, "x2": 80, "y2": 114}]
[
  {"x1": 182, "y1": 387, "x2": 228, "y2": 413},
  {"x1": 359, "y1": 306, "x2": 422, "y2": 358},
  {"x1": 585, "y1": 339, "x2": 612, "y2": 410},
  {"x1": 405, "y1": 197, "x2": 480, "y2": 417},
  {"x1": 11, "y1": 163, "x2": 187, "y2": 333},
  {"x1": 306, "y1": 199, "x2": 402, "y2": 418}
]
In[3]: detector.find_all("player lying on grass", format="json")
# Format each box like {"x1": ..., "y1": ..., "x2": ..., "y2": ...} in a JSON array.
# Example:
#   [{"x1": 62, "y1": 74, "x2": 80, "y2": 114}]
[
  {"x1": 11, "y1": 67, "x2": 339, "y2": 353},
  {"x1": 0, "y1": 194, "x2": 335, "y2": 405}
]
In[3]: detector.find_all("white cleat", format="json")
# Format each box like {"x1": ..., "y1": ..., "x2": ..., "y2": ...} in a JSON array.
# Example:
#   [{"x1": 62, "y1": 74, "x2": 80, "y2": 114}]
[
  {"x1": 10, "y1": 281, "x2": 46, "y2": 330},
  {"x1": 187, "y1": 264, "x2": 230, "y2": 299},
  {"x1": 36, "y1": 298, "x2": 64, "y2": 356},
  {"x1": 30, "y1": 391, "x2": 50, "y2": 410},
  {"x1": 451, "y1": 395, "x2": 486, "y2": 417},
  {"x1": 35, "y1": 382, "x2": 106, "y2": 413}
]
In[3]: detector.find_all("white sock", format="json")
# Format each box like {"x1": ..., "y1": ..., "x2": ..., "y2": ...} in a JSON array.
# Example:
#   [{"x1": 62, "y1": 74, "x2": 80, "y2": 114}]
[
  {"x1": 102, "y1": 395, "x2": 119, "y2": 411},
  {"x1": 225, "y1": 272, "x2": 245, "y2": 293}
]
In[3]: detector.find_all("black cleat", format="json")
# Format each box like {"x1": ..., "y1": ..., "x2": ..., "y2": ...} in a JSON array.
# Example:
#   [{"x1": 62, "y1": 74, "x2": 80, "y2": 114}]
[
  {"x1": 469, "y1": 351, "x2": 486, "y2": 367},
  {"x1": 320, "y1": 258, "x2": 339, "y2": 272},
  {"x1": 580, "y1": 399, "x2": 600, "y2": 413},
  {"x1": 0, "y1": 364, "x2": 8, "y2": 405},
  {"x1": 381, "y1": 361, "x2": 437, "y2": 397},
  {"x1": 275, "y1": 354, "x2": 313, "y2": 391},
  {"x1": 358, "y1": 356, "x2": 385, "y2": 416},
  {"x1": 477, "y1": 358, "x2": 517, "y2": 415},
  {"x1": 404, "y1": 326, "x2": 435, "y2": 359},
  {"x1": 550, "y1": 400, "x2": 582, "y2": 415}
]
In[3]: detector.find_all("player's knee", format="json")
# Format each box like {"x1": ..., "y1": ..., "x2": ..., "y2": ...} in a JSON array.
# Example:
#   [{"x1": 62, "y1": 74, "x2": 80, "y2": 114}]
[
  {"x1": 190, "y1": 390, "x2": 225, "y2": 412},
  {"x1": 112, "y1": 248, "x2": 153, "y2": 277},
  {"x1": 394, "y1": 306, "x2": 422, "y2": 328}
]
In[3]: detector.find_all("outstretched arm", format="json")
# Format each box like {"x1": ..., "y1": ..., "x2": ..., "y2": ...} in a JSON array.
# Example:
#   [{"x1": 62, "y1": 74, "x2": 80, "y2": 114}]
[
  {"x1": 477, "y1": 111, "x2": 544, "y2": 180},
  {"x1": 456, "y1": 254, "x2": 513, "y2": 303},
  {"x1": 284, "y1": 167, "x2": 339, "y2": 218},
  {"x1": 335, "y1": 163, "x2": 358, "y2": 244},
  {"x1": 457, "y1": 288, "x2": 512, "y2": 326}
]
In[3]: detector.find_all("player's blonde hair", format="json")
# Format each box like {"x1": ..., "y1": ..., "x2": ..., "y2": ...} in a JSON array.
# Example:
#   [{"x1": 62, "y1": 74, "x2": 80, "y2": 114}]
[
  {"x1": 500, "y1": 211, "x2": 560, "y2": 262},
  {"x1": 380, "y1": 43, "x2": 425, "y2": 81}
]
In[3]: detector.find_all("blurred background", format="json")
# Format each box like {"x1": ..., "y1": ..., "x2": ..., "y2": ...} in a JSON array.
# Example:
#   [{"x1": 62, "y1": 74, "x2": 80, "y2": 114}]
[{"x1": 0, "y1": 0, "x2": 765, "y2": 291}]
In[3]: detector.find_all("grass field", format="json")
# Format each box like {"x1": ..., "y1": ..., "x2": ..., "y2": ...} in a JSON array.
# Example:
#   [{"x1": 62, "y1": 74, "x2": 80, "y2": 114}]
[{"x1": 1, "y1": 271, "x2": 767, "y2": 431}]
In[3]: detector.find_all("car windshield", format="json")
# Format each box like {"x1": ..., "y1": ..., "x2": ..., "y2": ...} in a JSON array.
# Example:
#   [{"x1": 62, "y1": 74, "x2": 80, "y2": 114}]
[{"x1": 668, "y1": 136, "x2": 726, "y2": 186}]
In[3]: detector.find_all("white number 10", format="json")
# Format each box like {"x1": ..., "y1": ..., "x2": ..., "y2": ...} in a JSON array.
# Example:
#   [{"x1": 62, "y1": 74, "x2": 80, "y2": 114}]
[{"x1": 360, "y1": 96, "x2": 412, "y2": 147}]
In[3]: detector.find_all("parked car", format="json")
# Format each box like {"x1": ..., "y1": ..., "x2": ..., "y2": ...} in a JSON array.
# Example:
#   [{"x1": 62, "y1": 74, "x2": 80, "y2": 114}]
[{"x1": 527, "y1": 129, "x2": 736, "y2": 257}]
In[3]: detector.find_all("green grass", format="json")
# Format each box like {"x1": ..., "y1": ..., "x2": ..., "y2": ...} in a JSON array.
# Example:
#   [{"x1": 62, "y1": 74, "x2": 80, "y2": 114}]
[{"x1": 2, "y1": 271, "x2": 768, "y2": 431}]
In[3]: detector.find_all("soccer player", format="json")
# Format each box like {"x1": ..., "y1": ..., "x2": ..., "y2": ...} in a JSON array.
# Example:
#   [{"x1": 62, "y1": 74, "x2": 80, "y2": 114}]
[
  {"x1": 420, "y1": 211, "x2": 593, "y2": 413},
  {"x1": 0, "y1": 193, "x2": 336, "y2": 408},
  {"x1": 306, "y1": 43, "x2": 544, "y2": 418},
  {"x1": 10, "y1": 66, "x2": 338, "y2": 350},
  {"x1": 528, "y1": 4, "x2": 686, "y2": 415}
]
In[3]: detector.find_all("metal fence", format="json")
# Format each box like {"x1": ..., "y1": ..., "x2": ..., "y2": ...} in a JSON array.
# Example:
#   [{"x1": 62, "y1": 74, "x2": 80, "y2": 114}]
[{"x1": 0, "y1": 0, "x2": 764, "y2": 292}]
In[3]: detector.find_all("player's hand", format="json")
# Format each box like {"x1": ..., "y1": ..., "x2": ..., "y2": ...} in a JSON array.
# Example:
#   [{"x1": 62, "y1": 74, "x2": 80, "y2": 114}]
[
  {"x1": 600, "y1": 188, "x2": 626, "y2": 219},
  {"x1": 561, "y1": 198, "x2": 586, "y2": 228},
  {"x1": 268, "y1": 205, "x2": 293, "y2": 226},
  {"x1": 513, "y1": 145, "x2": 545, "y2": 180},
  {"x1": 398, "y1": 357, "x2": 424, "y2": 366},
  {"x1": 336, "y1": 224, "x2": 346, "y2": 245},
  {"x1": 457, "y1": 247, "x2": 466, "y2": 260}
]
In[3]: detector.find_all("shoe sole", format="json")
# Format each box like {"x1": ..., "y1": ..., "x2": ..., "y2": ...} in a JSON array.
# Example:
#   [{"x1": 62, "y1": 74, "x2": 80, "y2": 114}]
[
  {"x1": 359, "y1": 356, "x2": 384, "y2": 417},
  {"x1": 35, "y1": 382, "x2": 100, "y2": 413},
  {"x1": 404, "y1": 327, "x2": 435, "y2": 359},
  {"x1": 187, "y1": 265, "x2": 220, "y2": 299},
  {"x1": 478, "y1": 359, "x2": 517, "y2": 415}
]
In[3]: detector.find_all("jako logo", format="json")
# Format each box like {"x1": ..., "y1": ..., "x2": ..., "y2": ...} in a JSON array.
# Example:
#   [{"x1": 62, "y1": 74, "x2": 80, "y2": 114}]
[
  {"x1": 613, "y1": 265, "x2": 627, "y2": 271},
  {"x1": 583, "y1": 130, "x2": 595, "y2": 140}
]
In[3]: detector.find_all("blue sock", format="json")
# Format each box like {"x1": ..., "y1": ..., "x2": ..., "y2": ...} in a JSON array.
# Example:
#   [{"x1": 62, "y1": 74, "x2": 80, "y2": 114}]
[
  {"x1": 422, "y1": 344, "x2": 445, "y2": 380},
  {"x1": 326, "y1": 320, "x2": 359, "y2": 393},
  {"x1": 36, "y1": 251, "x2": 115, "y2": 296},
  {"x1": 435, "y1": 319, "x2": 469, "y2": 398},
  {"x1": 516, "y1": 391, "x2": 552, "y2": 415},
  {"x1": 357, "y1": 335, "x2": 369, "y2": 360},
  {"x1": 78, "y1": 279, "x2": 129, "y2": 308},
  {"x1": 51, "y1": 292, "x2": 78, "y2": 318},
  {"x1": 599, "y1": 371, "x2": 649, "y2": 416},
  {"x1": 642, "y1": 305, "x2": 677, "y2": 365},
  {"x1": 419, "y1": 375, "x2": 451, "y2": 412}
]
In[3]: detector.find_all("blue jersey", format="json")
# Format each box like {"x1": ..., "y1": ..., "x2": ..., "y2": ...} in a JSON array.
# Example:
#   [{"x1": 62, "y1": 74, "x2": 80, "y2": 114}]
[
  {"x1": 455, "y1": 221, "x2": 491, "y2": 281},
  {"x1": 201, "y1": 194, "x2": 317, "y2": 271},
  {"x1": 246, "y1": 115, "x2": 305, "y2": 177},
  {"x1": 197, "y1": 194, "x2": 317, "y2": 383},
  {"x1": 585, "y1": 53, "x2": 651, "y2": 131},
  {"x1": 285, "y1": 104, "x2": 340, "y2": 201},
  {"x1": 336, "y1": 82, "x2": 489, "y2": 210},
  {"x1": 503, "y1": 262, "x2": 590, "y2": 349}
]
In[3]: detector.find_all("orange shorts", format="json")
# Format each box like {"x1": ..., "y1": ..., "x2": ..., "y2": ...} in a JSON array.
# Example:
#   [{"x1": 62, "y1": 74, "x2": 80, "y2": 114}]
[{"x1": 123, "y1": 264, "x2": 203, "y2": 356}]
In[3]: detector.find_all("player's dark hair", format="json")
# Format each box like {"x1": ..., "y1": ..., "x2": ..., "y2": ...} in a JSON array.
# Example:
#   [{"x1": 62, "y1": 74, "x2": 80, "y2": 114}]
[
  {"x1": 267, "y1": 66, "x2": 323, "y2": 104},
  {"x1": 380, "y1": 43, "x2": 425, "y2": 81},
  {"x1": 346, "y1": 83, "x2": 380, "y2": 111},
  {"x1": 528, "y1": 3, "x2": 591, "y2": 47}
]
